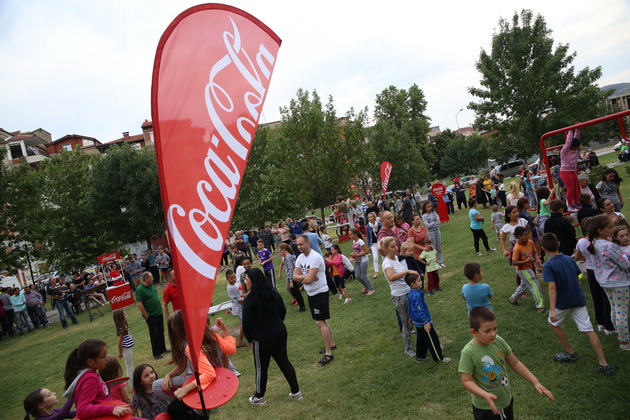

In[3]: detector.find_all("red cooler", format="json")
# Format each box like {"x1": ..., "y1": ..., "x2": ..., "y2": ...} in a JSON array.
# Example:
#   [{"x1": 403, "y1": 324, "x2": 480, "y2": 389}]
[{"x1": 107, "y1": 283, "x2": 134, "y2": 310}]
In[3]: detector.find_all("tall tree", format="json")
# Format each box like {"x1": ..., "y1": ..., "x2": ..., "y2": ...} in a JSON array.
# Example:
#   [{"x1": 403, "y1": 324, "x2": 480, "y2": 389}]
[
  {"x1": 428, "y1": 129, "x2": 457, "y2": 178},
  {"x1": 440, "y1": 133, "x2": 489, "y2": 177},
  {"x1": 271, "y1": 89, "x2": 370, "y2": 220},
  {"x1": 369, "y1": 84, "x2": 432, "y2": 191},
  {"x1": 469, "y1": 9, "x2": 607, "y2": 161},
  {"x1": 89, "y1": 144, "x2": 165, "y2": 248}
]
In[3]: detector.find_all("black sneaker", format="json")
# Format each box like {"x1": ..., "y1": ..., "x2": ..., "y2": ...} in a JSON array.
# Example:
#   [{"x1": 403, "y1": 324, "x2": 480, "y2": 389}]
[
  {"x1": 318, "y1": 354, "x2": 334, "y2": 365},
  {"x1": 595, "y1": 365, "x2": 614, "y2": 375},
  {"x1": 298, "y1": 308, "x2": 307, "y2": 313},
  {"x1": 554, "y1": 351, "x2": 578, "y2": 362}
]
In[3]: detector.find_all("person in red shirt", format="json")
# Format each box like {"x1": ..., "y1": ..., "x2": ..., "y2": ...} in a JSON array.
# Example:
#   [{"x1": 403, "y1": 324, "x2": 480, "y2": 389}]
[{"x1": 161, "y1": 268, "x2": 180, "y2": 317}]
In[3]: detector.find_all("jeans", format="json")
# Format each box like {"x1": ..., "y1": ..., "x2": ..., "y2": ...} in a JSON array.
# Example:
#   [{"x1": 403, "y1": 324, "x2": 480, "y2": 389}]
[
  {"x1": 353, "y1": 260, "x2": 374, "y2": 291},
  {"x1": 27, "y1": 305, "x2": 48, "y2": 328},
  {"x1": 14, "y1": 309, "x2": 33, "y2": 334},
  {"x1": 55, "y1": 300, "x2": 78, "y2": 328}
]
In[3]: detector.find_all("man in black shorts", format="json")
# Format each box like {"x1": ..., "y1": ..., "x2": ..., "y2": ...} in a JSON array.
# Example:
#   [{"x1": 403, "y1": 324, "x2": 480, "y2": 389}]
[{"x1": 293, "y1": 235, "x2": 336, "y2": 364}]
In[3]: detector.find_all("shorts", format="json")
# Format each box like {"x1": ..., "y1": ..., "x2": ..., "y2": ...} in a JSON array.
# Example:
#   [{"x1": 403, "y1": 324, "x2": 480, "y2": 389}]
[
  {"x1": 308, "y1": 292, "x2": 330, "y2": 321},
  {"x1": 333, "y1": 275, "x2": 346, "y2": 290},
  {"x1": 473, "y1": 397, "x2": 513, "y2": 420},
  {"x1": 548, "y1": 306, "x2": 593, "y2": 332}
]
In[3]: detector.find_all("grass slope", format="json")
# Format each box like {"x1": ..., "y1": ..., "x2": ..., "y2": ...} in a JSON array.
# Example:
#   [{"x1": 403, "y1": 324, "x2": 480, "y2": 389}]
[{"x1": 2, "y1": 159, "x2": 629, "y2": 419}]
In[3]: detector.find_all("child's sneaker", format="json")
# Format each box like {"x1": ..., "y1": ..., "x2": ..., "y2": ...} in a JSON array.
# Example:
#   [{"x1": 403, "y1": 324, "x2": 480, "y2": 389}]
[
  {"x1": 248, "y1": 396, "x2": 267, "y2": 405},
  {"x1": 597, "y1": 325, "x2": 605, "y2": 332},
  {"x1": 366, "y1": 290, "x2": 375, "y2": 296},
  {"x1": 507, "y1": 297, "x2": 518, "y2": 306},
  {"x1": 427, "y1": 291, "x2": 435, "y2": 296},
  {"x1": 415, "y1": 357, "x2": 427, "y2": 362},
  {"x1": 338, "y1": 294, "x2": 343, "y2": 300},
  {"x1": 476, "y1": 252, "x2": 483, "y2": 256},
  {"x1": 488, "y1": 248, "x2": 497, "y2": 252},
  {"x1": 554, "y1": 351, "x2": 578, "y2": 362},
  {"x1": 620, "y1": 343, "x2": 630, "y2": 351},
  {"x1": 595, "y1": 365, "x2": 614, "y2": 376},
  {"x1": 604, "y1": 329, "x2": 616, "y2": 336},
  {"x1": 405, "y1": 349, "x2": 416, "y2": 357},
  {"x1": 288, "y1": 391, "x2": 304, "y2": 400},
  {"x1": 344, "y1": 298, "x2": 351, "y2": 304},
  {"x1": 441, "y1": 357, "x2": 452, "y2": 363}
]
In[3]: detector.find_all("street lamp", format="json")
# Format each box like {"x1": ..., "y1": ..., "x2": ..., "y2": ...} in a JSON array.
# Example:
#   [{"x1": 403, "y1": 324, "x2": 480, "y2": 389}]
[{"x1": 455, "y1": 108, "x2": 464, "y2": 139}]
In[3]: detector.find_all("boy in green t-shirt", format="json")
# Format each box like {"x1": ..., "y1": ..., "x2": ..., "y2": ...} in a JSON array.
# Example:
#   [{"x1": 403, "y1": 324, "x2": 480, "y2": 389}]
[{"x1": 458, "y1": 307, "x2": 554, "y2": 419}]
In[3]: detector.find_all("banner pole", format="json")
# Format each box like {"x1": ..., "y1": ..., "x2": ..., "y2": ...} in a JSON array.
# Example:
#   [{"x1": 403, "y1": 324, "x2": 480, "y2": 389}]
[{"x1": 194, "y1": 371, "x2": 209, "y2": 419}]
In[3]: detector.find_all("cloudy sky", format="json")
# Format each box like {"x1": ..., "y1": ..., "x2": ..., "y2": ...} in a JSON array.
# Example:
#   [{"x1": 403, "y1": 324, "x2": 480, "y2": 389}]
[{"x1": 1, "y1": 0, "x2": 629, "y2": 143}]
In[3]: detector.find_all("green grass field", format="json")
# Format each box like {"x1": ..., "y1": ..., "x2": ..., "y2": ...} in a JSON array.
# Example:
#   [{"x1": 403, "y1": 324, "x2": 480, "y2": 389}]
[{"x1": 2, "y1": 156, "x2": 629, "y2": 419}]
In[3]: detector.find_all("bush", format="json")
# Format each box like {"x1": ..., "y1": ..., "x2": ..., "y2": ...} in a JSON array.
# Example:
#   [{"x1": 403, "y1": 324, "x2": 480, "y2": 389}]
[{"x1": 589, "y1": 165, "x2": 607, "y2": 184}]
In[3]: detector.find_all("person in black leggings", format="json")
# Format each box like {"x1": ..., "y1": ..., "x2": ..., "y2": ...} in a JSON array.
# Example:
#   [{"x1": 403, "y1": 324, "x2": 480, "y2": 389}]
[
  {"x1": 242, "y1": 268, "x2": 302, "y2": 405},
  {"x1": 468, "y1": 198, "x2": 496, "y2": 256}
]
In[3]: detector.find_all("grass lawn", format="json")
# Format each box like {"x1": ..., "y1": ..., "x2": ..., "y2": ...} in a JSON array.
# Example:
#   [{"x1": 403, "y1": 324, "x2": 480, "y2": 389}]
[{"x1": 2, "y1": 158, "x2": 630, "y2": 419}]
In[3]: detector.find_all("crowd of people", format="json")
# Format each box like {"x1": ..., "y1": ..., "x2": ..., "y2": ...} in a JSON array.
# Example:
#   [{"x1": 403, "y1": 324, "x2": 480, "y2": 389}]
[{"x1": 14, "y1": 146, "x2": 630, "y2": 419}]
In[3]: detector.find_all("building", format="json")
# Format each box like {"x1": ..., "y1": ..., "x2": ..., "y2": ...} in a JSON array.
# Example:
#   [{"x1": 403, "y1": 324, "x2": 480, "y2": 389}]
[
  {"x1": 46, "y1": 134, "x2": 103, "y2": 156},
  {"x1": 602, "y1": 83, "x2": 630, "y2": 111},
  {"x1": 1, "y1": 128, "x2": 52, "y2": 168}
]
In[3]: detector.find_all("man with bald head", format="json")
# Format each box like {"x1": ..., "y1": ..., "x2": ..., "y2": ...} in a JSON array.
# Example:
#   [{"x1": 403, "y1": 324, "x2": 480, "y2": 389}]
[{"x1": 376, "y1": 211, "x2": 401, "y2": 255}]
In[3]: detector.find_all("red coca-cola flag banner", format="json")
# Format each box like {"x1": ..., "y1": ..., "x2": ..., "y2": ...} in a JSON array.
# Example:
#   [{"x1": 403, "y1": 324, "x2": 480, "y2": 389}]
[
  {"x1": 380, "y1": 161, "x2": 393, "y2": 195},
  {"x1": 97, "y1": 251, "x2": 121, "y2": 265},
  {"x1": 152, "y1": 4, "x2": 281, "y2": 373},
  {"x1": 430, "y1": 183, "x2": 450, "y2": 223}
]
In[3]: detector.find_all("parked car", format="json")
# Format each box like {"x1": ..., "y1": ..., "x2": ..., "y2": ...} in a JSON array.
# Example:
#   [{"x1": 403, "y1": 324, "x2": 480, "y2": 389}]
[
  {"x1": 460, "y1": 175, "x2": 474, "y2": 188},
  {"x1": 496, "y1": 160, "x2": 525, "y2": 178}
]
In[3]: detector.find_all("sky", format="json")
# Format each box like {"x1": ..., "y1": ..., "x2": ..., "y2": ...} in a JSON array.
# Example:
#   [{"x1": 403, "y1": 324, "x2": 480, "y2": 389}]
[{"x1": 1, "y1": 0, "x2": 629, "y2": 143}]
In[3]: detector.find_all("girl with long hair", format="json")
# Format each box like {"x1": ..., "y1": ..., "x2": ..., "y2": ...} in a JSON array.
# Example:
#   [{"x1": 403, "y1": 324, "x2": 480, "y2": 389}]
[
  {"x1": 349, "y1": 229, "x2": 375, "y2": 295},
  {"x1": 131, "y1": 364, "x2": 167, "y2": 419},
  {"x1": 113, "y1": 309, "x2": 134, "y2": 389},
  {"x1": 422, "y1": 201, "x2": 445, "y2": 268}
]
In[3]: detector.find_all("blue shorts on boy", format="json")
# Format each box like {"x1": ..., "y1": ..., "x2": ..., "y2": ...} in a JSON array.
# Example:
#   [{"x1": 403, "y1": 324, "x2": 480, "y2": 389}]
[
  {"x1": 461, "y1": 283, "x2": 493, "y2": 313},
  {"x1": 458, "y1": 335, "x2": 512, "y2": 411}
]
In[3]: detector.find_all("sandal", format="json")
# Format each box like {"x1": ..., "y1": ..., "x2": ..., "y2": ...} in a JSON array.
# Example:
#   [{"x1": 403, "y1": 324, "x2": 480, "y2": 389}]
[
  {"x1": 319, "y1": 345, "x2": 337, "y2": 354},
  {"x1": 318, "y1": 354, "x2": 335, "y2": 365}
]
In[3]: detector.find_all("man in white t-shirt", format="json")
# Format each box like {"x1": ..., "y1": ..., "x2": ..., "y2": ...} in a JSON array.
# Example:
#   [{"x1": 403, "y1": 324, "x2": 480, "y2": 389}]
[{"x1": 293, "y1": 235, "x2": 336, "y2": 365}]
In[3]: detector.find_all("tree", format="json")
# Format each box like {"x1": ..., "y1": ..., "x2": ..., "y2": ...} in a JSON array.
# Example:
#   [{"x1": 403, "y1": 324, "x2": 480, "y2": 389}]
[
  {"x1": 428, "y1": 129, "x2": 457, "y2": 178},
  {"x1": 469, "y1": 9, "x2": 607, "y2": 161},
  {"x1": 369, "y1": 84, "x2": 432, "y2": 190},
  {"x1": 36, "y1": 150, "x2": 118, "y2": 271},
  {"x1": 271, "y1": 89, "x2": 370, "y2": 219},
  {"x1": 89, "y1": 144, "x2": 165, "y2": 248},
  {"x1": 440, "y1": 134, "x2": 489, "y2": 177},
  {"x1": 231, "y1": 125, "x2": 305, "y2": 228}
]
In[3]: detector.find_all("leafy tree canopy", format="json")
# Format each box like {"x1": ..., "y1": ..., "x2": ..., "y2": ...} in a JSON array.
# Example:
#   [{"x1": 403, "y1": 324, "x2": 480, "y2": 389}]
[
  {"x1": 469, "y1": 9, "x2": 607, "y2": 162},
  {"x1": 440, "y1": 133, "x2": 489, "y2": 177}
]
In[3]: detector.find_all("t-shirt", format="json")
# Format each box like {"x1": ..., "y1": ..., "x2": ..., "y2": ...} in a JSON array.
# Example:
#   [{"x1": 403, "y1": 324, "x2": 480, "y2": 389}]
[
  {"x1": 135, "y1": 284, "x2": 162, "y2": 317},
  {"x1": 575, "y1": 237, "x2": 594, "y2": 270},
  {"x1": 420, "y1": 249, "x2": 438, "y2": 272},
  {"x1": 500, "y1": 219, "x2": 528, "y2": 244},
  {"x1": 458, "y1": 335, "x2": 512, "y2": 410},
  {"x1": 469, "y1": 209, "x2": 483, "y2": 230},
  {"x1": 539, "y1": 199, "x2": 551, "y2": 217},
  {"x1": 461, "y1": 283, "x2": 493, "y2": 313},
  {"x1": 543, "y1": 253, "x2": 586, "y2": 310},
  {"x1": 490, "y1": 212, "x2": 504, "y2": 230},
  {"x1": 352, "y1": 239, "x2": 368, "y2": 263},
  {"x1": 295, "y1": 250, "x2": 329, "y2": 296},
  {"x1": 227, "y1": 283, "x2": 242, "y2": 316},
  {"x1": 407, "y1": 226, "x2": 428, "y2": 260},
  {"x1": 382, "y1": 257, "x2": 411, "y2": 297},
  {"x1": 257, "y1": 248, "x2": 274, "y2": 271},
  {"x1": 377, "y1": 227, "x2": 401, "y2": 253},
  {"x1": 162, "y1": 283, "x2": 180, "y2": 311},
  {"x1": 322, "y1": 234, "x2": 332, "y2": 249},
  {"x1": 155, "y1": 253, "x2": 170, "y2": 269},
  {"x1": 597, "y1": 180, "x2": 621, "y2": 205},
  {"x1": 512, "y1": 239, "x2": 535, "y2": 270}
]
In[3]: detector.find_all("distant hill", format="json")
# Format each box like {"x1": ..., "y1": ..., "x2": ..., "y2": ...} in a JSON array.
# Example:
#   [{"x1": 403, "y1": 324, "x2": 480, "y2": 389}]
[{"x1": 601, "y1": 83, "x2": 630, "y2": 97}]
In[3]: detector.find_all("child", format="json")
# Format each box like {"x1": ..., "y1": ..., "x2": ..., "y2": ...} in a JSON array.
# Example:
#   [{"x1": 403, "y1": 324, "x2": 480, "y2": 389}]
[
  {"x1": 256, "y1": 239, "x2": 275, "y2": 288},
  {"x1": 62, "y1": 339, "x2": 133, "y2": 418},
  {"x1": 507, "y1": 227, "x2": 545, "y2": 311},
  {"x1": 419, "y1": 237, "x2": 441, "y2": 295},
  {"x1": 131, "y1": 364, "x2": 168, "y2": 420},
  {"x1": 153, "y1": 313, "x2": 236, "y2": 418},
  {"x1": 596, "y1": 168, "x2": 624, "y2": 211},
  {"x1": 560, "y1": 127, "x2": 581, "y2": 209},
  {"x1": 325, "y1": 245, "x2": 351, "y2": 303},
  {"x1": 400, "y1": 242, "x2": 424, "y2": 274},
  {"x1": 490, "y1": 204, "x2": 504, "y2": 241},
  {"x1": 542, "y1": 200, "x2": 576, "y2": 256},
  {"x1": 613, "y1": 224, "x2": 630, "y2": 256},
  {"x1": 575, "y1": 218, "x2": 615, "y2": 335},
  {"x1": 349, "y1": 228, "x2": 375, "y2": 295},
  {"x1": 536, "y1": 186, "x2": 554, "y2": 234},
  {"x1": 113, "y1": 309, "x2": 134, "y2": 389},
  {"x1": 469, "y1": 198, "x2": 496, "y2": 256},
  {"x1": 405, "y1": 272, "x2": 451, "y2": 363},
  {"x1": 461, "y1": 262, "x2": 493, "y2": 313},
  {"x1": 422, "y1": 201, "x2": 445, "y2": 267},
  {"x1": 99, "y1": 355, "x2": 132, "y2": 404},
  {"x1": 226, "y1": 270, "x2": 245, "y2": 346},
  {"x1": 321, "y1": 227, "x2": 333, "y2": 253},
  {"x1": 587, "y1": 215, "x2": 630, "y2": 351},
  {"x1": 278, "y1": 243, "x2": 306, "y2": 313},
  {"x1": 381, "y1": 236, "x2": 416, "y2": 357},
  {"x1": 540, "y1": 233, "x2": 613, "y2": 374},
  {"x1": 23, "y1": 388, "x2": 75, "y2": 420},
  {"x1": 577, "y1": 194, "x2": 598, "y2": 223},
  {"x1": 458, "y1": 307, "x2": 554, "y2": 419}
]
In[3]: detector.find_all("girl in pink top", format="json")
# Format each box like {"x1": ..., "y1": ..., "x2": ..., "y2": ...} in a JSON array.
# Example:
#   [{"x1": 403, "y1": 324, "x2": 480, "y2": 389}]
[
  {"x1": 560, "y1": 127, "x2": 581, "y2": 207},
  {"x1": 325, "y1": 245, "x2": 350, "y2": 303},
  {"x1": 99, "y1": 355, "x2": 132, "y2": 405},
  {"x1": 62, "y1": 339, "x2": 134, "y2": 418}
]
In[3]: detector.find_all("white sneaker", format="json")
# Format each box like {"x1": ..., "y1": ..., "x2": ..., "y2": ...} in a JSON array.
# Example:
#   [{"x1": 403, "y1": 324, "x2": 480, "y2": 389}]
[
  {"x1": 344, "y1": 298, "x2": 351, "y2": 304},
  {"x1": 249, "y1": 396, "x2": 267, "y2": 405},
  {"x1": 605, "y1": 329, "x2": 616, "y2": 336},
  {"x1": 476, "y1": 252, "x2": 483, "y2": 256},
  {"x1": 405, "y1": 349, "x2": 416, "y2": 357},
  {"x1": 488, "y1": 248, "x2": 497, "y2": 252},
  {"x1": 339, "y1": 294, "x2": 343, "y2": 300},
  {"x1": 441, "y1": 357, "x2": 452, "y2": 363},
  {"x1": 597, "y1": 325, "x2": 605, "y2": 332},
  {"x1": 289, "y1": 391, "x2": 303, "y2": 400},
  {"x1": 620, "y1": 343, "x2": 630, "y2": 351}
]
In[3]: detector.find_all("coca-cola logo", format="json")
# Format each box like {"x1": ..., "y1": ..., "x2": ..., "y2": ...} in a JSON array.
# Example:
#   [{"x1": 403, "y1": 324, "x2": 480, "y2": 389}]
[
  {"x1": 101, "y1": 254, "x2": 117, "y2": 263},
  {"x1": 98, "y1": 252, "x2": 120, "y2": 265},
  {"x1": 165, "y1": 17, "x2": 278, "y2": 281},
  {"x1": 431, "y1": 183, "x2": 446, "y2": 198},
  {"x1": 111, "y1": 291, "x2": 132, "y2": 303}
]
